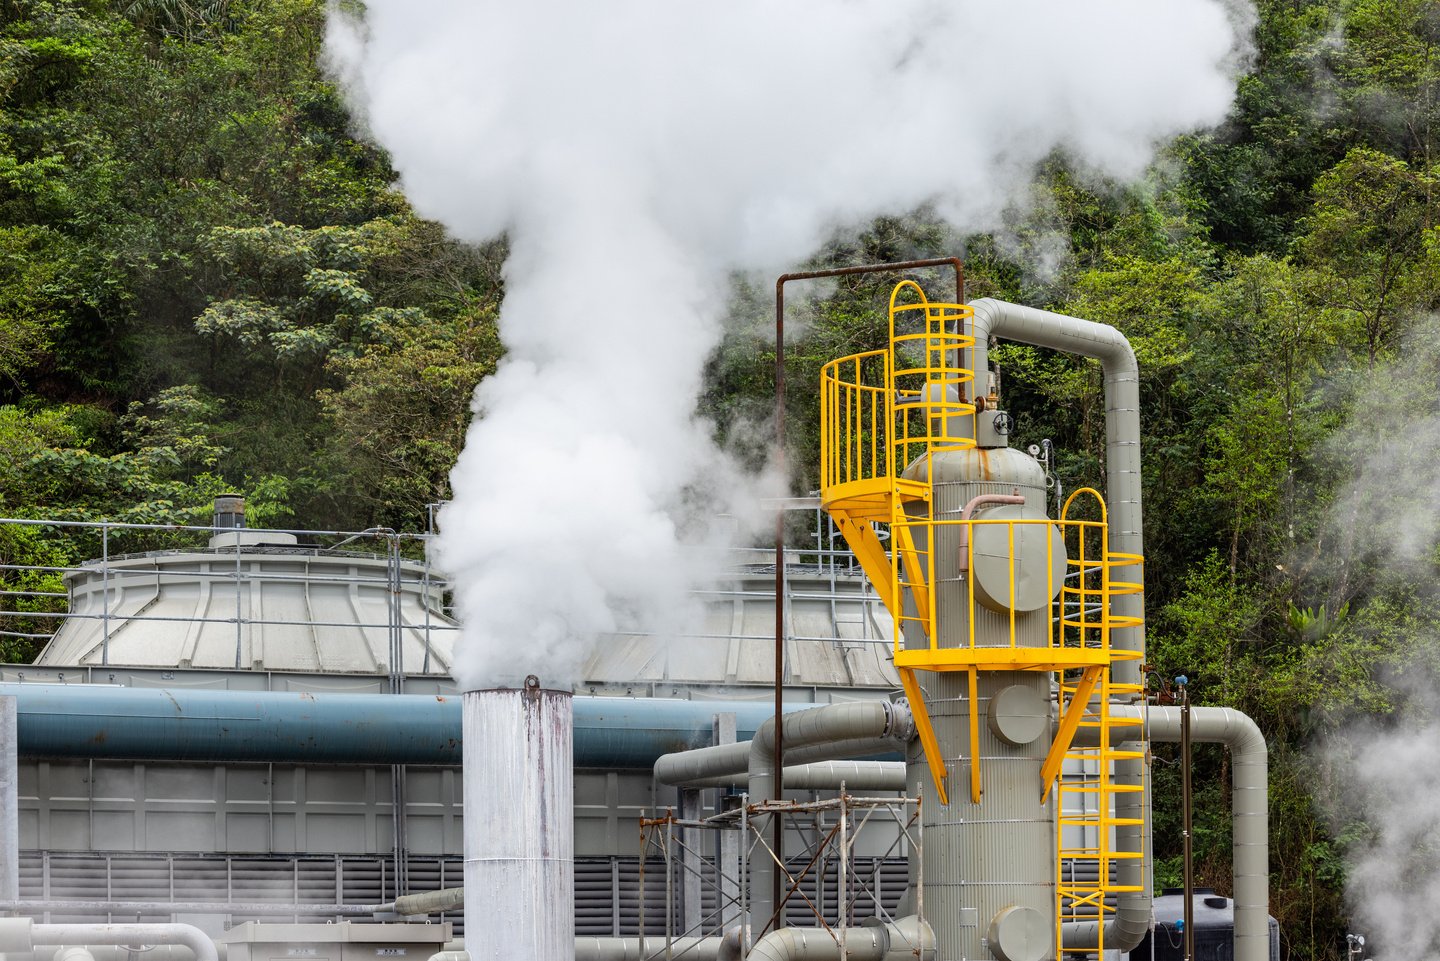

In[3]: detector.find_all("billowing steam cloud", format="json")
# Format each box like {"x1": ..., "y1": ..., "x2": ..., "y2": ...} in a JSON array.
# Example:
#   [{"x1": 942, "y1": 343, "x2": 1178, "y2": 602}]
[{"x1": 327, "y1": 0, "x2": 1252, "y2": 689}]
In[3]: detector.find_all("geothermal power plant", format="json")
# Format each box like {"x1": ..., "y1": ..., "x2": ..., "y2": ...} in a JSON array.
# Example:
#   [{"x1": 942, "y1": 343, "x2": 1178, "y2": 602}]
[{"x1": 0, "y1": 267, "x2": 1277, "y2": 961}]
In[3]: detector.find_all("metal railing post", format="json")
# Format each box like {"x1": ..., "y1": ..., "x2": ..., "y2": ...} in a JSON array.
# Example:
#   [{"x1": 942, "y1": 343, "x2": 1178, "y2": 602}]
[{"x1": 100, "y1": 524, "x2": 110, "y2": 666}]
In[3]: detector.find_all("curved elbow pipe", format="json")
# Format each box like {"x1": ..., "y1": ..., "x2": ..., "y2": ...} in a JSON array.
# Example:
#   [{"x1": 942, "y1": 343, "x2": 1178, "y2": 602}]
[
  {"x1": 967, "y1": 298, "x2": 1143, "y2": 674},
  {"x1": 956, "y1": 493, "x2": 1025, "y2": 573},
  {"x1": 1066, "y1": 706, "x2": 1268, "y2": 961},
  {"x1": 30, "y1": 924, "x2": 218, "y2": 961}
]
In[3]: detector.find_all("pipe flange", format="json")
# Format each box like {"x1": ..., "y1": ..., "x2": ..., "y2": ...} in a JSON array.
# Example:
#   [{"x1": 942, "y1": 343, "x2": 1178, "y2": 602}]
[{"x1": 886, "y1": 698, "x2": 916, "y2": 743}]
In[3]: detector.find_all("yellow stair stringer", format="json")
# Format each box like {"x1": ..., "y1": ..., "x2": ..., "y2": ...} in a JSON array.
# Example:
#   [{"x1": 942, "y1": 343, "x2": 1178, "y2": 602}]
[{"x1": 831, "y1": 511, "x2": 901, "y2": 622}]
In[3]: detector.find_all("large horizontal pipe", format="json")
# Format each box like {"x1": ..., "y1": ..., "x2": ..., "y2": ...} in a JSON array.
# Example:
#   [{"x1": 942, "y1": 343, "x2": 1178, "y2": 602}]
[
  {"x1": 655, "y1": 737, "x2": 902, "y2": 786},
  {"x1": 0, "y1": 683, "x2": 842, "y2": 768},
  {"x1": 0, "y1": 919, "x2": 218, "y2": 961}
]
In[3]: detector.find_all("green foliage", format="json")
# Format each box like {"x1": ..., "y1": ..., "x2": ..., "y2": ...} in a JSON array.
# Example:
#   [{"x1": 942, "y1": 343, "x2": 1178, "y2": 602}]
[
  {"x1": 317, "y1": 299, "x2": 503, "y2": 527},
  {"x1": 1295, "y1": 147, "x2": 1439, "y2": 362}
]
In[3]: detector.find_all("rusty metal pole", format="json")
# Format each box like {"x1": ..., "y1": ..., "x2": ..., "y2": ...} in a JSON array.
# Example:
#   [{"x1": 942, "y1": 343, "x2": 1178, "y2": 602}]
[
  {"x1": 772, "y1": 257, "x2": 963, "y2": 927},
  {"x1": 1179, "y1": 676, "x2": 1194, "y2": 961}
]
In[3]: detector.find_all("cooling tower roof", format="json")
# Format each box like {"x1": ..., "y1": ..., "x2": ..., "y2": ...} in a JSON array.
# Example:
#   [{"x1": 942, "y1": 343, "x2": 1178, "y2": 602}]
[{"x1": 35, "y1": 545, "x2": 455, "y2": 675}]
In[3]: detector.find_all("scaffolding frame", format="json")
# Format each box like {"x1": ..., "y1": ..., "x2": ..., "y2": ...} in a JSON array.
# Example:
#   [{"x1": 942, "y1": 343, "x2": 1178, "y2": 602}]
[{"x1": 638, "y1": 790, "x2": 924, "y2": 960}]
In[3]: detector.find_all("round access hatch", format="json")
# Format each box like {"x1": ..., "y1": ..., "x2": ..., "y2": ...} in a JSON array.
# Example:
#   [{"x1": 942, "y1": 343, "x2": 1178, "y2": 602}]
[{"x1": 968, "y1": 505, "x2": 1066, "y2": 613}]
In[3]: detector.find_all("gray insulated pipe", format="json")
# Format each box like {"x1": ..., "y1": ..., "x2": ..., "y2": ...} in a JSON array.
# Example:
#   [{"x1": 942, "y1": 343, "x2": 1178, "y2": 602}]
[
  {"x1": 1067, "y1": 706, "x2": 1269, "y2": 961},
  {"x1": 967, "y1": 298, "x2": 1143, "y2": 673},
  {"x1": 573, "y1": 936, "x2": 725, "y2": 960},
  {"x1": 655, "y1": 738, "x2": 903, "y2": 786},
  {"x1": 746, "y1": 917, "x2": 934, "y2": 961},
  {"x1": 682, "y1": 759, "x2": 906, "y2": 791},
  {"x1": 0, "y1": 919, "x2": 219, "y2": 961},
  {"x1": 969, "y1": 297, "x2": 1149, "y2": 949}
]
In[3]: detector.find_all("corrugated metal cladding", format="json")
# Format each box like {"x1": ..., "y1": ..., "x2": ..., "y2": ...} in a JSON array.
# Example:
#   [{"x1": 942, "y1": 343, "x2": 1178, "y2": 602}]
[
  {"x1": 16, "y1": 854, "x2": 908, "y2": 937},
  {"x1": 18, "y1": 761, "x2": 464, "y2": 855}
]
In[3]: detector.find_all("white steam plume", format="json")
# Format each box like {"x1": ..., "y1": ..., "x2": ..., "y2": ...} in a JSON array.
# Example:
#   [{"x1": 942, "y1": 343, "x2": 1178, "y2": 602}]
[
  {"x1": 1318, "y1": 324, "x2": 1440, "y2": 959},
  {"x1": 327, "y1": 1, "x2": 1252, "y2": 690}
]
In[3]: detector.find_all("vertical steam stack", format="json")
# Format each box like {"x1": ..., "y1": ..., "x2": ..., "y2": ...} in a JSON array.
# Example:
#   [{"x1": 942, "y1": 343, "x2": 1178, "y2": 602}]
[{"x1": 463, "y1": 676, "x2": 574, "y2": 961}]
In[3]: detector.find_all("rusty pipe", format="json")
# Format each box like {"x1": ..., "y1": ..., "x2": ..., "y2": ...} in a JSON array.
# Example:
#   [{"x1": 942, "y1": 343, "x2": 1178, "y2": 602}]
[
  {"x1": 772, "y1": 257, "x2": 963, "y2": 922},
  {"x1": 955, "y1": 492, "x2": 1025, "y2": 574}
]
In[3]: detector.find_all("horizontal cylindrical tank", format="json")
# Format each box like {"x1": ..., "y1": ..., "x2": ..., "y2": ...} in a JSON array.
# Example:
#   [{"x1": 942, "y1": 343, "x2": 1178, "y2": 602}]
[{"x1": 1128, "y1": 890, "x2": 1279, "y2": 961}]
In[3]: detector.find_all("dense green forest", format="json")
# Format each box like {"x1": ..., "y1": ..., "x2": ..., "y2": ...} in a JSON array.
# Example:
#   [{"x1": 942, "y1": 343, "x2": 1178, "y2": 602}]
[{"x1": 2, "y1": 1, "x2": 1439, "y2": 957}]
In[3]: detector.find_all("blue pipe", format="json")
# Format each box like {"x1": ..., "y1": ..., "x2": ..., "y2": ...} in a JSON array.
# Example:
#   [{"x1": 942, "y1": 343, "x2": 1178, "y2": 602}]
[{"x1": 0, "y1": 683, "x2": 815, "y2": 769}]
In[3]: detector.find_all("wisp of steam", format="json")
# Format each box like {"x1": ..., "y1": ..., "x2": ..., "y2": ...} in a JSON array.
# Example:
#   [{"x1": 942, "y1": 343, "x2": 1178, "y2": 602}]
[
  {"x1": 1319, "y1": 324, "x2": 1440, "y2": 959},
  {"x1": 327, "y1": 0, "x2": 1254, "y2": 689}
]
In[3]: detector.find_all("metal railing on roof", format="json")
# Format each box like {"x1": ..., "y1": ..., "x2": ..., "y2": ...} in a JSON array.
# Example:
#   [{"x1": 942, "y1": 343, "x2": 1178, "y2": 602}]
[{"x1": 0, "y1": 509, "x2": 896, "y2": 669}]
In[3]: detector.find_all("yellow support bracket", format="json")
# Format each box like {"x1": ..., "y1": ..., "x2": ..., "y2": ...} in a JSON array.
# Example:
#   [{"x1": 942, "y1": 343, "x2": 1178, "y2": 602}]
[
  {"x1": 832, "y1": 513, "x2": 898, "y2": 619},
  {"x1": 967, "y1": 667, "x2": 982, "y2": 803},
  {"x1": 1039, "y1": 665, "x2": 1103, "y2": 803},
  {"x1": 899, "y1": 667, "x2": 948, "y2": 805}
]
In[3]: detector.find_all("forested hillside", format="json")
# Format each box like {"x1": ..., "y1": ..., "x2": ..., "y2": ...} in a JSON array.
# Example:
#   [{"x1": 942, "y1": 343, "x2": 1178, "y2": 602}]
[{"x1": 2, "y1": 1, "x2": 1438, "y2": 956}]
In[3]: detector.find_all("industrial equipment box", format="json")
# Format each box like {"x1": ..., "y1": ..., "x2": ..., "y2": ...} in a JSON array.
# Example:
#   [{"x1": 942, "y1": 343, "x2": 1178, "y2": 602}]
[{"x1": 218, "y1": 922, "x2": 453, "y2": 961}]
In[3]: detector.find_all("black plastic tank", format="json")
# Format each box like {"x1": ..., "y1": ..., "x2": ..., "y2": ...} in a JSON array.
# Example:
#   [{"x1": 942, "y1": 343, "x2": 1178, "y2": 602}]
[{"x1": 1127, "y1": 889, "x2": 1280, "y2": 961}]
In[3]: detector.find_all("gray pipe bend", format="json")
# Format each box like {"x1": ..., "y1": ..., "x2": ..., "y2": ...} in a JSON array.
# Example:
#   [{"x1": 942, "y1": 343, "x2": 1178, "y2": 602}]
[
  {"x1": 31, "y1": 924, "x2": 219, "y2": 961},
  {"x1": 426, "y1": 952, "x2": 469, "y2": 961},
  {"x1": 1065, "y1": 706, "x2": 1268, "y2": 961},
  {"x1": 969, "y1": 297, "x2": 1149, "y2": 951},
  {"x1": 746, "y1": 700, "x2": 911, "y2": 934},
  {"x1": 717, "y1": 926, "x2": 743, "y2": 961},
  {"x1": 55, "y1": 947, "x2": 96, "y2": 961},
  {"x1": 967, "y1": 298, "x2": 1143, "y2": 677}
]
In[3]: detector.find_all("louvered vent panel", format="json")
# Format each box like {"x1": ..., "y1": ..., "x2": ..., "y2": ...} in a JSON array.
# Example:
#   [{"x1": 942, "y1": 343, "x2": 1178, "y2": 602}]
[
  {"x1": 338, "y1": 857, "x2": 386, "y2": 905},
  {"x1": 17, "y1": 852, "x2": 907, "y2": 936},
  {"x1": 575, "y1": 859, "x2": 619, "y2": 935}
]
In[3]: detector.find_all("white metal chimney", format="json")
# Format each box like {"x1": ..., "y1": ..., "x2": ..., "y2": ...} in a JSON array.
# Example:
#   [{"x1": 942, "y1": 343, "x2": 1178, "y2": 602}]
[{"x1": 463, "y1": 676, "x2": 574, "y2": 960}]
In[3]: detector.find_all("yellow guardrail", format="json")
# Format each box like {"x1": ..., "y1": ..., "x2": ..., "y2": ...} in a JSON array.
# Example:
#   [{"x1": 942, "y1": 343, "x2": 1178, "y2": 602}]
[{"x1": 819, "y1": 281, "x2": 976, "y2": 506}]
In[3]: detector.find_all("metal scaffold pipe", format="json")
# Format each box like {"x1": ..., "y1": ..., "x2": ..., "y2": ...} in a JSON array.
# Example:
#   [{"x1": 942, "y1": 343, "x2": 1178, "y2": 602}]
[{"x1": 738, "y1": 699, "x2": 912, "y2": 937}]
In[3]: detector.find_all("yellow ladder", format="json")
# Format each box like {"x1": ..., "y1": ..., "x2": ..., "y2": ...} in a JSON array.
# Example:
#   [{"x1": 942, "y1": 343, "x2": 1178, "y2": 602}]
[{"x1": 1055, "y1": 669, "x2": 1146, "y2": 956}]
